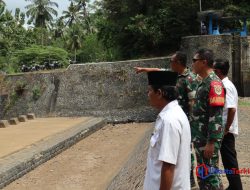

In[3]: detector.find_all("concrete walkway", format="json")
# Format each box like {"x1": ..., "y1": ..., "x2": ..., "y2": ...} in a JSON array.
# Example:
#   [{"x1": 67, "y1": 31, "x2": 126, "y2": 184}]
[{"x1": 0, "y1": 117, "x2": 106, "y2": 189}]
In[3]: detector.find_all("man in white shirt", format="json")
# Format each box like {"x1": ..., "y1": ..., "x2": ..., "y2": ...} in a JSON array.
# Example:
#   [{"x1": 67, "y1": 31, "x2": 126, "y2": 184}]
[
  {"x1": 213, "y1": 59, "x2": 243, "y2": 190},
  {"x1": 143, "y1": 71, "x2": 191, "y2": 190}
]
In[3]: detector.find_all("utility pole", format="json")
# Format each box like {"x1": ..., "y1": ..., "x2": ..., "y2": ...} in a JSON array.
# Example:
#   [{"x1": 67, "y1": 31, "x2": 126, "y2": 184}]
[
  {"x1": 199, "y1": 0, "x2": 202, "y2": 12},
  {"x1": 199, "y1": 0, "x2": 203, "y2": 34}
]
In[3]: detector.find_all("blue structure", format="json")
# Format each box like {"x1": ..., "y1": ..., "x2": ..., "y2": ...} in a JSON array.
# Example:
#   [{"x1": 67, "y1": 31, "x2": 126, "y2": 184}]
[{"x1": 198, "y1": 10, "x2": 249, "y2": 37}]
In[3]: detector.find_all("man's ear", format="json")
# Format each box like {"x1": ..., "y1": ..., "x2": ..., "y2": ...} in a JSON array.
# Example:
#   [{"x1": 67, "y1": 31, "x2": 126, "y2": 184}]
[{"x1": 156, "y1": 89, "x2": 163, "y2": 98}]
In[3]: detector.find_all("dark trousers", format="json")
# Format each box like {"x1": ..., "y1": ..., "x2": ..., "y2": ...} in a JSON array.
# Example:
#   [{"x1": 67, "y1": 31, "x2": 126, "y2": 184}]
[{"x1": 220, "y1": 133, "x2": 243, "y2": 190}]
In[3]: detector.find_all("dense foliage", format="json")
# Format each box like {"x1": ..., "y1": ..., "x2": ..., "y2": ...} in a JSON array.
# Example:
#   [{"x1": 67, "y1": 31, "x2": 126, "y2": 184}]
[
  {"x1": 0, "y1": 0, "x2": 249, "y2": 73},
  {"x1": 98, "y1": 0, "x2": 250, "y2": 58}
]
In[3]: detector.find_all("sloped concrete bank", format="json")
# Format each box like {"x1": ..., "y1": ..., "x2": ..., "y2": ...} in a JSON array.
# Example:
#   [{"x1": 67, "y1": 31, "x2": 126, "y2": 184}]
[
  {"x1": 107, "y1": 126, "x2": 152, "y2": 190},
  {"x1": 0, "y1": 117, "x2": 106, "y2": 189}
]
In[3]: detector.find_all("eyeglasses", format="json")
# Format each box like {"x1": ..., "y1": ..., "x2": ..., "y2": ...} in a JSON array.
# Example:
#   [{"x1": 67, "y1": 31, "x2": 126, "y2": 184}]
[{"x1": 192, "y1": 58, "x2": 204, "y2": 62}]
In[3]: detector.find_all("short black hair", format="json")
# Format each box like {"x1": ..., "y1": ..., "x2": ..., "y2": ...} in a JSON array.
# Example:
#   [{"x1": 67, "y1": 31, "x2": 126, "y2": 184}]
[
  {"x1": 175, "y1": 51, "x2": 187, "y2": 67},
  {"x1": 195, "y1": 48, "x2": 214, "y2": 67},
  {"x1": 213, "y1": 58, "x2": 230, "y2": 76},
  {"x1": 151, "y1": 85, "x2": 178, "y2": 102}
]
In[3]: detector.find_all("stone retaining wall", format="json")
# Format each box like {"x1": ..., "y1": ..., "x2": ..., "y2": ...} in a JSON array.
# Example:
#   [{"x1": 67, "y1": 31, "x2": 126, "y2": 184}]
[
  {"x1": 180, "y1": 34, "x2": 233, "y2": 79},
  {"x1": 1, "y1": 36, "x2": 250, "y2": 122},
  {"x1": 0, "y1": 57, "x2": 169, "y2": 122},
  {"x1": 180, "y1": 34, "x2": 250, "y2": 96}
]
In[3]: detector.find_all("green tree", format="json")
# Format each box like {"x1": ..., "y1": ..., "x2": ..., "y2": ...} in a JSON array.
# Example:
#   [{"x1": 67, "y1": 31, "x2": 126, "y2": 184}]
[
  {"x1": 61, "y1": 1, "x2": 84, "y2": 27},
  {"x1": 97, "y1": 0, "x2": 250, "y2": 60},
  {"x1": 0, "y1": 3, "x2": 6, "y2": 37},
  {"x1": 0, "y1": 0, "x2": 5, "y2": 6},
  {"x1": 15, "y1": 45, "x2": 69, "y2": 67},
  {"x1": 77, "y1": 33, "x2": 118, "y2": 63},
  {"x1": 25, "y1": 0, "x2": 58, "y2": 28},
  {"x1": 66, "y1": 25, "x2": 82, "y2": 62},
  {"x1": 72, "y1": 0, "x2": 92, "y2": 33},
  {"x1": 53, "y1": 18, "x2": 65, "y2": 38},
  {"x1": 97, "y1": 0, "x2": 199, "y2": 59}
]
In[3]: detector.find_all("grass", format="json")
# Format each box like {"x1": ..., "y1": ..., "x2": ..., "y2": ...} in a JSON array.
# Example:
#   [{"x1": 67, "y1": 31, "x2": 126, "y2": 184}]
[{"x1": 239, "y1": 99, "x2": 250, "y2": 107}]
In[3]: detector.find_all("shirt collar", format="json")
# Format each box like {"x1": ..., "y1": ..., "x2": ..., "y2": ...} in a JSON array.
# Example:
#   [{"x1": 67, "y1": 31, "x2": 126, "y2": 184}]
[
  {"x1": 202, "y1": 71, "x2": 215, "y2": 83},
  {"x1": 159, "y1": 100, "x2": 178, "y2": 118},
  {"x1": 178, "y1": 68, "x2": 189, "y2": 77},
  {"x1": 222, "y1": 77, "x2": 229, "y2": 82}
]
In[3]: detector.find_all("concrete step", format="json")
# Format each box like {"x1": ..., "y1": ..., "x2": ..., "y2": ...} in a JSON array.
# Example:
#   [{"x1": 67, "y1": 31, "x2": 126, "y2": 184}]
[{"x1": 0, "y1": 120, "x2": 9, "y2": 128}]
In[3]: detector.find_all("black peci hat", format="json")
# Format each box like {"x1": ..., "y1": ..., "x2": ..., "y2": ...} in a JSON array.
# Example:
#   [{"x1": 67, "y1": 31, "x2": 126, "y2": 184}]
[{"x1": 147, "y1": 71, "x2": 178, "y2": 86}]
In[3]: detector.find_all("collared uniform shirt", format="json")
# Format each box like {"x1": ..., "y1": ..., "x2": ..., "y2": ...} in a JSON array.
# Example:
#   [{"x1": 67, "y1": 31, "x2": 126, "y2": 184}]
[
  {"x1": 190, "y1": 71, "x2": 225, "y2": 143},
  {"x1": 222, "y1": 77, "x2": 238, "y2": 136},
  {"x1": 143, "y1": 100, "x2": 191, "y2": 190},
  {"x1": 176, "y1": 68, "x2": 198, "y2": 118}
]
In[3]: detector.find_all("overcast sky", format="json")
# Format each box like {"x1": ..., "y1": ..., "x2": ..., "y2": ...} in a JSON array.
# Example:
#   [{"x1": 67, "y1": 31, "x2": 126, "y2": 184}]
[{"x1": 5, "y1": 0, "x2": 71, "y2": 17}]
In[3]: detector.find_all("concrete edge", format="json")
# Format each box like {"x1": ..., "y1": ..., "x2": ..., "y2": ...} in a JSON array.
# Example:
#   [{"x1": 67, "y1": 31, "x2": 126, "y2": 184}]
[
  {"x1": 106, "y1": 126, "x2": 153, "y2": 190},
  {"x1": 0, "y1": 117, "x2": 106, "y2": 189}
]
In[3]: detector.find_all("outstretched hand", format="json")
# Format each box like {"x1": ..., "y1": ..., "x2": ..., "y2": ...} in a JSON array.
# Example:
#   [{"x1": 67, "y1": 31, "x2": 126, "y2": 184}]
[{"x1": 134, "y1": 67, "x2": 144, "y2": 74}]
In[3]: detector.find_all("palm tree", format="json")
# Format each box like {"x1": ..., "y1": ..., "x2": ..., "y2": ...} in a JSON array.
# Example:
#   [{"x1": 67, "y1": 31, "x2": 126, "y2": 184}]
[
  {"x1": 66, "y1": 25, "x2": 82, "y2": 62},
  {"x1": 0, "y1": 0, "x2": 5, "y2": 6},
  {"x1": 73, "y1": 0, "x2": 88, "y2": 12},
  {"x1": 0, "y1": 4, "x2": 6, "y2": 40},
  {"x1": 72, "y1": 0, "x2": 92, "y2": 33},
  {"x1": 25, "y1": 0, "x2": 58, "y2": 28},
  {"x1": 53, "y1": 18, "x2": 65, "y2": 38},
  {"x1": 61, "y1": 1, "x2": 84, "y2": 27}
]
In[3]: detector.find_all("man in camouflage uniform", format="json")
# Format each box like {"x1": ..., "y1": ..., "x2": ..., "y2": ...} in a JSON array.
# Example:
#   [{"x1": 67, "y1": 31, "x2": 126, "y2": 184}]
[
  {"x1": 135, "y1": 51, "x2": 198, "y2": 188},
  {"x1": 170, "y1": 51, "x2": 198, "y2": 119},
  {"x1": 135, "y1": 51, "x2": 198, "y2": 117},
  {"x1": 191, "y1": 48, "x2": 225, "y2": 190},
  {"x1": 170, "y1": 52, "x2": 198, "y2": 188}
]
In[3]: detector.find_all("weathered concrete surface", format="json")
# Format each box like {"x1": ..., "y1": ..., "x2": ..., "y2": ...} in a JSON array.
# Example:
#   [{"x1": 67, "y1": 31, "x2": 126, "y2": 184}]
[
  {"x1": 8, "y1": 118, "x2": 19, "y2": 125},
  {"x1": 26, "y1": 113, "x2": 35, "y2": 120},
  {"x1": 181, "y1": 34, "x2": 233, "y2": 79},
  {"x1": 242, "y1": 71, "x2": 250, "y2": 97},
  {"x1": 107, "y1": 126, "x2": 152, "y2": 190},
  {"x1": 0, "y1": 117, "x2": 106, "y2": 189},
  {"x1": 0, "y1": 58, "x2": 168, "y2": 122},
  {"x1": 17, "y1": 115, "x2": 27, "y2": 122},
  {"x1": 0, "y1": 120, "x2": 9, "y2": 128},
  {"x1": 3, "y1": 123, "x2": 152, "y2": 190}
]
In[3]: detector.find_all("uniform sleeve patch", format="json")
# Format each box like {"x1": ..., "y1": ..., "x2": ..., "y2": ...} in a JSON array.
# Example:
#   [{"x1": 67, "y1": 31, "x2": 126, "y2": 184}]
[{"x1": 209, "y1": 81, "x2": 225, "y2": 106}]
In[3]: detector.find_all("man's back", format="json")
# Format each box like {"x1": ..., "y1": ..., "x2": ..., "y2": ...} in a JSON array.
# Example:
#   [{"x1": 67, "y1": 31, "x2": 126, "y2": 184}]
[
  {"x1": 176, "y1": 68, "x2": 197, "y2": 118},
  {"x1": 222, "y1": 77, "x2": 238, "y2": 135}
]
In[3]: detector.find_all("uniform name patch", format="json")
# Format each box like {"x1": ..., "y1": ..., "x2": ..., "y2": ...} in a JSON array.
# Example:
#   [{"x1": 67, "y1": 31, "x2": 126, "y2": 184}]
[{"x1": 209, "y1": 97, "x2": 225, "y2": 104}]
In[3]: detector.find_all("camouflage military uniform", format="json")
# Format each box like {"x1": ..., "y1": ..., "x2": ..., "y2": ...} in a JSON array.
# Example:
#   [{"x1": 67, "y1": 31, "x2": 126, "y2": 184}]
[
  {"x1": 190, "y1": 71, "x2": 225, "y2": 190},
  {"x1": 176, "y1": 68, "x2": 198, "y2": 119},
  {"x1": 176, "y1": 68, "x2": 198, "y2": 172}
]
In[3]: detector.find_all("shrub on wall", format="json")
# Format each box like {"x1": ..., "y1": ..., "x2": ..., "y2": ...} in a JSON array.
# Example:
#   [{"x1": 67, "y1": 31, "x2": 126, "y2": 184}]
[
  {"x1": 14, "y1": 81, "x2": 27, "y2": 96},
  {"x1": 32, "y1": 85, "x2": 41, "y2": 101}
]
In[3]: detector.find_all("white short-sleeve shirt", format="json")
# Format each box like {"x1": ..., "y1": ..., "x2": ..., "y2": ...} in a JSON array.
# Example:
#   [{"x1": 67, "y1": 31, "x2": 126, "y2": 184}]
[
  {"x1": 222, "y1": 77, "x2": 239, "y2": 136},
  {"x1": 143, "y1": 100, "x2": 191, "y2": 190}
]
